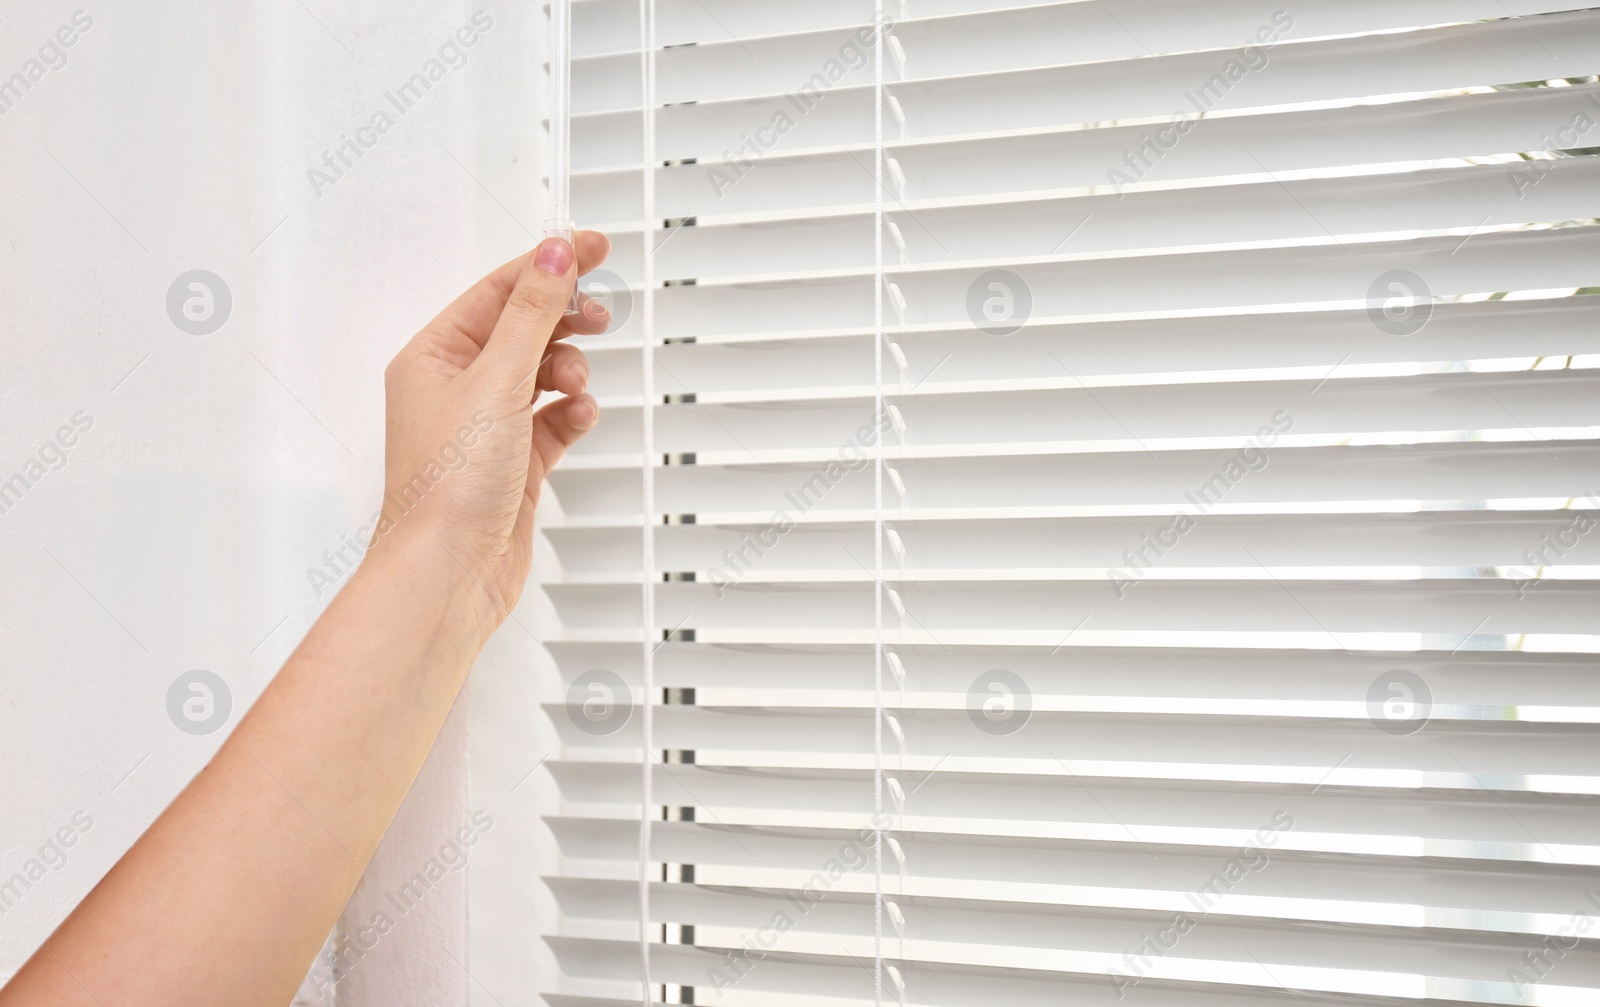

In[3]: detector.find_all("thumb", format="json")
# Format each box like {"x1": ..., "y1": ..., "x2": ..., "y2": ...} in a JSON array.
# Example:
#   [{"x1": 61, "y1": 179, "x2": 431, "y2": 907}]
[{"x1": 477, "y1": 237, "x2": 575, "y2": 392}]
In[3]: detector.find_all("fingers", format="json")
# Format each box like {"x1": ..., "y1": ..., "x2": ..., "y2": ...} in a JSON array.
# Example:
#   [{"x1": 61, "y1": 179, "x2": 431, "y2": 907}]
[
  {"x1": 537, "y1": 341, "x2": 589, "y2": 398},
  {"x1": 525, "y1": 289, "x2": 611, "y2": 344},
  {"x1": 575, "y1": 230, "x2": 612, "y2": 276},
  {"x1": 424, "y1": 231, "x2": 612, "y2": 353},
  {"x1": 475, "y1": 237, "x2": 577, "y2": 392},
  {"x1": 562, "y1": 291, "x2": 613, "y2": 337},
  {"x1": 529, "y1": 392, "x2": 600, "y2": 478}
]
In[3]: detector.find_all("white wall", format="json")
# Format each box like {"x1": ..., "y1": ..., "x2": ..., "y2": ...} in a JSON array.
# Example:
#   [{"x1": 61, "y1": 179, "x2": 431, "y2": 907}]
[{"x1": 0, "y1": 2, "x2": 554, "y2": 1002}]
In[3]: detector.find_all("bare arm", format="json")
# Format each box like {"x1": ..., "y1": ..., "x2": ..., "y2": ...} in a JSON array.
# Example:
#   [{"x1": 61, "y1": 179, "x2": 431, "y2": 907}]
[{"x1": 1, "y1": 231, "x2": 611, "y2": 1007}]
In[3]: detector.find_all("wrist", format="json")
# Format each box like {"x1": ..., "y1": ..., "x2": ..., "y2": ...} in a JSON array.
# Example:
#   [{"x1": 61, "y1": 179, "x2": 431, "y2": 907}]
[{"x1": 352, "y1": 524, "x2": 504, "y2": 650}]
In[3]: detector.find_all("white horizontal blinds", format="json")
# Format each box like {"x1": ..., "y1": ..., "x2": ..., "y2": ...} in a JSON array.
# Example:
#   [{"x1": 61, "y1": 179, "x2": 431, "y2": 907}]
[{"x1": 538, "y1": 1, "x2": 1600, "y2": 1005}]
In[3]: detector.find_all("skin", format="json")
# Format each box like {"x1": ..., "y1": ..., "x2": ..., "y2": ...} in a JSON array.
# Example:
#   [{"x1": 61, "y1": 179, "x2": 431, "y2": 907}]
[{"x1": 0, "y1": 231, "x2": 613, "y2": 1006}]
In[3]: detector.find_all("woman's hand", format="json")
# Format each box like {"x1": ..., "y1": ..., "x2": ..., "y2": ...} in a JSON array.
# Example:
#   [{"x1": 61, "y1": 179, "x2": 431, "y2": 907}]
[
  {"x1": 376, "y1": 231, "x2": 612, "y2": 621},
  {"x1": 0, "y1": 233, "x2": 618, "y2": 1007}
]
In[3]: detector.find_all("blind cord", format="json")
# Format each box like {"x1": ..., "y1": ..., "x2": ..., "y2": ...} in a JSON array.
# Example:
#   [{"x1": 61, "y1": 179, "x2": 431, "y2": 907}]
[
  {"x1": 872, "y1": 3, "x2": 886, "y2": 1006},
  {"x1": 638, "y1": 0, "x2": 657, "y2": 1002}
]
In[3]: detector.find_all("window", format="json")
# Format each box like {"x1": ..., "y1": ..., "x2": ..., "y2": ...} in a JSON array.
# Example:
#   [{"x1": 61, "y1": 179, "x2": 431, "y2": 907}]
[{"x1": 536, "y1": 2, "x2": 1600, "y2": 1004}]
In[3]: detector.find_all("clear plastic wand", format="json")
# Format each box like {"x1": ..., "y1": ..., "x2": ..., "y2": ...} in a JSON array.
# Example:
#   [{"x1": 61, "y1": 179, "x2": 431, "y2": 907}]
[{"x1": 546, "y1": 0, "x2": 580, "y2": 315}]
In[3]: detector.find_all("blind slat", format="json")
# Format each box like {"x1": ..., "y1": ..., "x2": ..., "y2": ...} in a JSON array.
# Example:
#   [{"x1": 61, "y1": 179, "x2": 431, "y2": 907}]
[
  {"x1": 573, "y1": 14, "x2": 1600, "y2": 168},
  {"x1": 532, "y1": 3, "x2": 1600, "y2": 1004}
]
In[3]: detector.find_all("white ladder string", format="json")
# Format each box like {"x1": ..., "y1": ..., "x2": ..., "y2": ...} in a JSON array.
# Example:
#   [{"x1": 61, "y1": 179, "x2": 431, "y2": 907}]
[
  {"x1": 638, "y1": 0, "x2": 657, "y2": 1002},
  {"x1": 873, "y1": 1, "x2": 887, "y2": 1006}
]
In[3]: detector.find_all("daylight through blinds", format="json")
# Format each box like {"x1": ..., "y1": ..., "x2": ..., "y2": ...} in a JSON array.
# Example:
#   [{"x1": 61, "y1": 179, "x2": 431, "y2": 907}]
[{"x1": 540, "y1": 3, "x2": 1600, "y2": 1005}]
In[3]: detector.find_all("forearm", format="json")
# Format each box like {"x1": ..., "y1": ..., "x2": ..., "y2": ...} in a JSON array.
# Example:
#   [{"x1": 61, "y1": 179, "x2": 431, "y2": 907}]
[
  {"x1": 3, "y1": 232, "x2": 602, "y2": 1006},
  {"x1": 3, "y1": 531, "x2": 499, "y2": 1006}
]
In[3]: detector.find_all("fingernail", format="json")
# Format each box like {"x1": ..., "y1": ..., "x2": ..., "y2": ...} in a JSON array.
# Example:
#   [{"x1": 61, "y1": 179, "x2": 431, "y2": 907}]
[
  {"x1": 535, "y1": 237, "x2": 573, "y2": 275},
  {"x1": 570, "y1": 395, "x2": 599, "y2": 429},
  {"x1": 570, "y1": 360, "x2": 589, "y2": 390}
]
